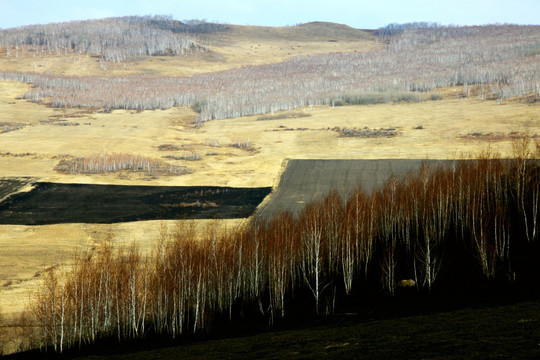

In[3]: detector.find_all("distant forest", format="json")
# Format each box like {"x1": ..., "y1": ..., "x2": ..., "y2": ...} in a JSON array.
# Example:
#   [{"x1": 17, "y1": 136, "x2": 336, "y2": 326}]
[
  {"x1": 0, "y1": 19, "x2": 539, "y2": 123},
  {"x1": 0, "y1": 15, "x2": 228, "y2": 62}
]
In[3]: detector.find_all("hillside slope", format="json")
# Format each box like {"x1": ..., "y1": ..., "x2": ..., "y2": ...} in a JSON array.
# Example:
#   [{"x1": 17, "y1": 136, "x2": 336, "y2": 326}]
[
  {"x1": 0, "y1": 19, "x2": 378, "y2": 76},
  {"x1": 8, "y1": 300, "x2": 540, "y2": 359}
]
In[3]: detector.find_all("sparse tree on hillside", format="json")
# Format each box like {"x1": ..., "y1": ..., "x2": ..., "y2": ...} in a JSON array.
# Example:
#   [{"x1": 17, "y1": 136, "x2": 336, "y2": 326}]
[
  {"x1": 300, "y1": 201, "x2": 329, "y2": 315},
  {"x1": 342, "y1": 185, "x2": 375, "y2": 294},
  {"x1": 377, "y1": 176, "x2": 400, "y2": 295},
  {"x1": 266, "y1": 212, "x2": 296, "y2": 321}
]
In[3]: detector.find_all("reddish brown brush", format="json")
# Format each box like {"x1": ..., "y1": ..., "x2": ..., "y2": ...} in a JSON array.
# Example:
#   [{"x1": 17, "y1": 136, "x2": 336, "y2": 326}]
[{"x1": 24, "y1": 137, "x2": 540, "y2": 354}]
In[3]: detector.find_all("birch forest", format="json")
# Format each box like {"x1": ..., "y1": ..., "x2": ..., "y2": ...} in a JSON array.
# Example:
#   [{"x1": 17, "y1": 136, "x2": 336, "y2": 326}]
[
  {"x1": 21, "y1": 139, "x2": 540, "y2": 354},
  {"x1": 0, "y1": 16, "x2": 217, "y2": 62},
  {"x1": 1, "y1": 23, "x2": 539, "y2": 123}
]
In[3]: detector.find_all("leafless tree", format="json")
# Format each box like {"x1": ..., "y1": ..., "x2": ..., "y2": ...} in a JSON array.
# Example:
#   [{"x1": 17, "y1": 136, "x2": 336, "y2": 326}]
[
  {"x1": 2, "y1": 25, "x2": 538, "y2": 121},
  {"x1": 299, "y1": 201, "x2": 330, "y2": 315}
]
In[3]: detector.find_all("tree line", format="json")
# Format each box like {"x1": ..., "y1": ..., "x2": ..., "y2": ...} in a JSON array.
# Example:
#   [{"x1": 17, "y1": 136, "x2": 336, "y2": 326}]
[
  {"x1": 17, "y1": 139, "x2": 540, "y2": 354},
  {"x1": 1, "y1": 24, "x2": 538, "y2": 123},
  {"x1": 54, "y1": 152, "x2": 189, "y2": 176},
  {"x1": 373, "y1": 21, "x2": 445, "y2": 38}
]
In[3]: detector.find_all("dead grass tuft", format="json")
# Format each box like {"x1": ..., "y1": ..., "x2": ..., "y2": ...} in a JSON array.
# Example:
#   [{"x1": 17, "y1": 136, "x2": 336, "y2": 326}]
[
  {"x1": 230, "y1": 139, "x2": 257, "y2": 152},
  {"x1": 0, "y1": 122, "x2": 29, "y2": 133},
  {"x1": 460, "y1": 131, "x2": 538, "y2": 142},
  {"x1": 158, "y1": 144, "x2": 180, "y2": 151},
  {"x1": 338, "y1": 127, "x2": 401, "y2": 138},
  {"x1": 257, "y1": 112, "x2": 312, "y2": 121}
]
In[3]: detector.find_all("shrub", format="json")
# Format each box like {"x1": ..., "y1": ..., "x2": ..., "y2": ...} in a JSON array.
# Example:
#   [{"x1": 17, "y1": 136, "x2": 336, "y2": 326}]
[
  {"x1": 191, "y1": 100, "x2": 207, "y2": 114},
  {"x1": 0, "y1": 122, "x2": 28, "y2": 133},
  {"x1": 339, "y1": 127, "x2": 400, "y2": 138},
  {"x1": 158, "y1": 144, "x2": 180, "y2": 151},
  {"x1": 230, "y1": 139, "x2": 254, "y2": 151},
  {"x1": 429, "y1": 92, "x2": 443, "y2": 100},
  {"x1": 162, "y1": 151, "x2": 201, "y2": 161},
  {"x1": 331, "y1": 91, "x2": 426, "y2": 107}
]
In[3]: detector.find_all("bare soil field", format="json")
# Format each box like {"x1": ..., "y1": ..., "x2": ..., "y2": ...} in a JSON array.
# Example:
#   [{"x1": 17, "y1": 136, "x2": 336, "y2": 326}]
[
  {"x1": 256, "y1": 159, "x2": 453, "y2": 219},
  {"x1": 0, "y1": 178, "x2": 35, "y2": 203}
]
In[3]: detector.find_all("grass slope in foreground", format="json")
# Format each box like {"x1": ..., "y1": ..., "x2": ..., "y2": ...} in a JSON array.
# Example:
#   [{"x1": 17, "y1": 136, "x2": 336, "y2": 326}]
[{"x1": 10, "y1": 300, "x2": 540, "y2": 359}]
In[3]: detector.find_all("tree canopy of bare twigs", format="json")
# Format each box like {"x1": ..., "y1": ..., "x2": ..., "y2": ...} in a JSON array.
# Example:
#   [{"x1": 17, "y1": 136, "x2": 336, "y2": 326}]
[
  {"x1": 1, "y1": 24, "x2": 539, "y2": 122},
  {"x1": 0, "y1": 16, "x2": 221, "y2": 62}
]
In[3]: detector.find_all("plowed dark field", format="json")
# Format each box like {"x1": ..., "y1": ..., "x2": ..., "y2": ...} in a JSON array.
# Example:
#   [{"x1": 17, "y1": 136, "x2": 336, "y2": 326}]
[
  {"x1": 0, "y1": 180, "x2": 271, "y2": 225},
  {"x1": 257, "y1": 159, "x2": 454, "y2": 219}
]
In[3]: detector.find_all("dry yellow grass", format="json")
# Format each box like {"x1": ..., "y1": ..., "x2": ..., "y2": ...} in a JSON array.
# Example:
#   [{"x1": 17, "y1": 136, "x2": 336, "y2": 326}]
[{"x1": 0, "y1": 22, "x2": 539, "y2": 353}]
